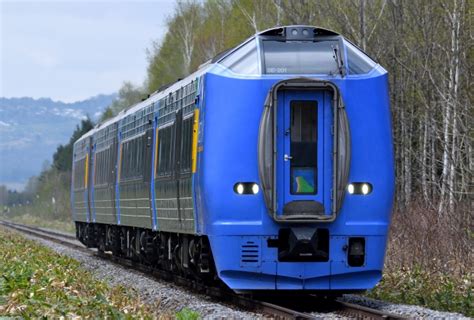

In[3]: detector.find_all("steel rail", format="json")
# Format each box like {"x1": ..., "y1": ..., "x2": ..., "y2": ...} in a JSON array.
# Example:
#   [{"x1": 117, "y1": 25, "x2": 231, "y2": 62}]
[
  {"x1": 0, "y1": 220, "x2": 406, "y2": 319},
  {"x1": 333, "y1": 300, "x2": 404, "y2": 319}
]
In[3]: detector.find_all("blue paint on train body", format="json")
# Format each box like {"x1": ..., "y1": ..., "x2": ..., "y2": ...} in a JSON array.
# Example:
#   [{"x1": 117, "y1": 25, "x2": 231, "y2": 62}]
[{"x1": 194, "y1": 66, "x2": 394, "y2": 290}]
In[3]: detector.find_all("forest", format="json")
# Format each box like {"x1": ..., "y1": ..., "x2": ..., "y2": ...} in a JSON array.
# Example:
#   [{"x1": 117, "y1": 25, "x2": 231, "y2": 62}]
[{"x1": 1, "y1": 0, "x2": 472, "y2": 313}]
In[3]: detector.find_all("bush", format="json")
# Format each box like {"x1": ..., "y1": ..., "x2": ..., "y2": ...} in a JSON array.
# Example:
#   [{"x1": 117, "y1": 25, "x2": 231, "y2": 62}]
[
  {"x1": 374, "y1": 201, "x2": 473, "y2": 316},
  {"x1": 369, "y1": 266, "x2": 473, "y2": 316}
]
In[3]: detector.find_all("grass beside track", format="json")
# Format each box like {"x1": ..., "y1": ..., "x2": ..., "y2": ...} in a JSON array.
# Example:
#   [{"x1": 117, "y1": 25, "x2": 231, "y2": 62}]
[
  {"x1": 0, "y1": 226, "x2": 199, "y2": 319},
  {"x1": 368, "y1": 267, "x2": 473, "y2": 317},
  {"x1": 2, "y1": 213, "x2": 75, "y2": 233}
]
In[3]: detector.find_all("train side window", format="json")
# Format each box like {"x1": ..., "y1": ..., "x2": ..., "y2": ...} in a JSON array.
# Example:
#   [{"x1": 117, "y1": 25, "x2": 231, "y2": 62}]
[
  {"x1": 134, "y1": 139, "x2": 139, "y2": 177},
  {"x1": 180, "y1": 116, "x2": 193, "y2": 172},
  {"x1": 124, "y1": 142, "x2": 128, "y2": 179},
  {"x1": 156, "y1": 129, "x2": 163, "y2": 176},
  {"x1": 98, "y1": 153, "x2": 102, "y2": 185},
  {"x1": 94, "y1": 148, "x2": 113, "y2": 186},
  {"x1": 102, "y1": 151, "x2": 106, "y2": 184},
  {"x1": 120, "y1": 136, "x2": 145, "y2": 181},
  {"x1": 157, "y1": 125, "x2": 174, "y2": 177},
  {"x1": 138, "y1": 136, "x2": 145, "y2": 176},
  {"x1": 101, "y1": 154, "x2": 103, "y2": 184},
  {"x1": 95, "y1": 152, "x2": 100, "y2": 185},
  {"x1": 105, "y1": 148, "x2": 109, "y2": 183},
  {"x1": 121, "y1": 142, "x2": 127, "y2": 180},
  {"x1": 74, "y1": 158, "x2": 85, "y2": 190}
]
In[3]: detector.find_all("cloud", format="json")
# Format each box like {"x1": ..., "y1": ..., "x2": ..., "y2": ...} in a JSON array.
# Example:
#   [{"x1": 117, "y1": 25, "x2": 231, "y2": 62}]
[
  {"x1": 0, "y1": 0, "x2": 175, "y2": 102},
  {"x1": 0, "y1": 120, "x2": 10, "y2": 127}
]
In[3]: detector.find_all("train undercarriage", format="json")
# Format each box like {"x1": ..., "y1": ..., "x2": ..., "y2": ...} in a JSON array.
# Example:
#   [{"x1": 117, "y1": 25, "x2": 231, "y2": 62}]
[{"x1": 75, "y1": 222, "x2": 217, "y2": 284}]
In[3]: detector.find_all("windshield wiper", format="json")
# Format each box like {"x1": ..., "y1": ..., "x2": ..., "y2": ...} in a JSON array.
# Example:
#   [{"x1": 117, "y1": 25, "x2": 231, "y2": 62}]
[{"x1": 332, "y1": 45, "x2": 345, "y2": 77}]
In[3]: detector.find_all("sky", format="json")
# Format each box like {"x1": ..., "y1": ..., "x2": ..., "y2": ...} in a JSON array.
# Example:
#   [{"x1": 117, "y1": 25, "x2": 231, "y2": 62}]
[{"x1": 0, "y1": 0, "x2": 176, "y2": 102}]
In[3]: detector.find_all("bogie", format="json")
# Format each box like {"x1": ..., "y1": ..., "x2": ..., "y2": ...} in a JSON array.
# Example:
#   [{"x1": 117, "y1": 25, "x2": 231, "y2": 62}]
[{"x1": 76, "y1": 222, "x2": 217, "y2": 284}]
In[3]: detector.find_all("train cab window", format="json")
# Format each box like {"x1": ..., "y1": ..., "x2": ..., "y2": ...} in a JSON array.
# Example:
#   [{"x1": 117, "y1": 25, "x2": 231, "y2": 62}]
[
  {"x1": 220, "y1": 39, "x2": 259, "y2": 75},
  {"x1": 262, "y1": 40, "x2": 339, "y2": 74},
  {"x1": 290, "y1": 100, "x2": 317, "y2": 194},
  {"x1": 344, "y1": 39, "x2": 376, "y2": 74}
]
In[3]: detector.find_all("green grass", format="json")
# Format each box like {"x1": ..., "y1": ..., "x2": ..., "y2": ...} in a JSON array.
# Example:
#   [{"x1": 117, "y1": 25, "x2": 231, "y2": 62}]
[
  {"x1": 176, "y1": 308, "x2": 200, "y2": 320},
  {"x1": 2, "y1": 212, "x2": 75, "y2": 234},
  {"x1": 0, "y1": 227, "x2": 166, "y2": 318},
  {"x1": 368, "y1": 266, "x2": 473, "y2": 317}
]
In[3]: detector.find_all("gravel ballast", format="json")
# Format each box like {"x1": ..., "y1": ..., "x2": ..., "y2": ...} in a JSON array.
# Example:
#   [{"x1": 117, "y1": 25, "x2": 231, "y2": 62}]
[
  {"x1": 21, "y1": 231, "x2": 471, "y2": 319},
  {"x1": 340, "y1": 294, "x2": 469, "y2": 319}
]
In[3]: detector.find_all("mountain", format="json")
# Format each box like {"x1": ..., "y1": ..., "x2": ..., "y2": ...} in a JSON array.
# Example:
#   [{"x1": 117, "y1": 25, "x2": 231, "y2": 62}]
[{"x1": 0, "y1": 94, "x2": 117, "y2": 190}]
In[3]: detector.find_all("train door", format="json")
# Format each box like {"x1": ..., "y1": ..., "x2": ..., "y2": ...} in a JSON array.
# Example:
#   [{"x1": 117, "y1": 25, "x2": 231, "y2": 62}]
[
  {"x1": 109, "y1": 130, "x2": 118, "y2": 223},
  {"x1": 144, "y1": 127, "x2": 154, "y2": 227},
  {"x1": 276, "y1": 90, "x2": 332, "y2": 218},
  {"x1": 86, "y1": 137, "x2": 94, "y2": 223},
  {"x1": 154, "y1": 112, "x2": 180, "y2": 233},
  {"x1": 174, "y1": 109, "x2": 183, "y2": 225}
]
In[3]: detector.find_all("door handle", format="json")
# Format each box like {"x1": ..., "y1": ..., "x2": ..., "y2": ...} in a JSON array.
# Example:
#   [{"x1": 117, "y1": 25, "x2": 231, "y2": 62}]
[{"x1": 284, "y1": 154, "x2": 293, "y2": 161}]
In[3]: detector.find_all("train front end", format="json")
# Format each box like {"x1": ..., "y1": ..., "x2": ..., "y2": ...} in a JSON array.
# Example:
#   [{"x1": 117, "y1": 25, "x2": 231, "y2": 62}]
[{"x1": 196, "y1": 26, "x2": 395, "y2": 292}]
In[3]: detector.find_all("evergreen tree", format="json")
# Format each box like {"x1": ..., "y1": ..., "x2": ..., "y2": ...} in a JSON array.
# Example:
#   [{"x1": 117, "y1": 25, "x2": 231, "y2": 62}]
[{"x1": 52, "y1": 118, "x2": 94, "y2": 172}]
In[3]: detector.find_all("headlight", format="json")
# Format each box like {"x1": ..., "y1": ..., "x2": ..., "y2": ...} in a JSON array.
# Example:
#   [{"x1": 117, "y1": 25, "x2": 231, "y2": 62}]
[
  {"x1": 347, "y1": 182, "x2": 373, "y2": 195},
  {"x1": 361, "y1": 183, "x2": 370, "y2": 195},
  {"x1": 234, "y1": 182, "x2": 259, "y2": 195},
  {"x1": 252, "y1": 184, "x2": 259, "y2": 194},
  {"x1": 347, "y1": 184, "x2": 355, "y2": 194}
]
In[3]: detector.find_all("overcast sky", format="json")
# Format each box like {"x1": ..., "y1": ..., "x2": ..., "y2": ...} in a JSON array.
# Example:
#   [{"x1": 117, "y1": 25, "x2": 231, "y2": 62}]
[{"x1": 0, "y1": 0, "x2": 176, "y2": 102}]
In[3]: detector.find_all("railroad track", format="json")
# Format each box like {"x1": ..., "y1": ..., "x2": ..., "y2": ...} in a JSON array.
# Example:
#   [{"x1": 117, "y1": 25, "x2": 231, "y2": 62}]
[{"x1": 0, "y1": 220, "x2": 405, "y2": 319}]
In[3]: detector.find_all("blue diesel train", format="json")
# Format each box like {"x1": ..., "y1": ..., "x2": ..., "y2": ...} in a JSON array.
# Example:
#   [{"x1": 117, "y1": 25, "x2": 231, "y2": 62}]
[{"x1": 72, "y1": 26, "x2": 395, "y2": 293}]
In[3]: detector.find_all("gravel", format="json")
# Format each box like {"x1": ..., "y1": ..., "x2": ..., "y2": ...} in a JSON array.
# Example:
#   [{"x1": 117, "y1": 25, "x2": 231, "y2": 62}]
[
  {"x1": 21, "y1": 232, "x2": 471, "y2": 319},
  {"x1": 340, "y1": 294, "x2": 470, "y2": 319}
]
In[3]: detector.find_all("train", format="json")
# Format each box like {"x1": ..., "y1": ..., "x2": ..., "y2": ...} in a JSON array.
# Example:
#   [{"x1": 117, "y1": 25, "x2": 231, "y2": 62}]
[{"x1": 72, "y1": 25, "x2": 395, "y2": 294}]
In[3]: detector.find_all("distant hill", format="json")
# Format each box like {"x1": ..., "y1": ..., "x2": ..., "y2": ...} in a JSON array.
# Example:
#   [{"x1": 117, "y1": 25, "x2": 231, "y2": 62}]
[{"x1": 0, "y1": 94, "x2": 117, "y2": 190}]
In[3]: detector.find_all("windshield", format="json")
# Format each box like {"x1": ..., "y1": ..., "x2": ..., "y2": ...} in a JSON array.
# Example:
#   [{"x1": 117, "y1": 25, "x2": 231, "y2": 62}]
[
  {"x1": 344, "y1": 40, "x2": 377, "y2": 74},
  {"x1": 220, "y1": 39, "x2": 259, "y2": 75},
  {"x1": 262, "y1": 40, "x2": 339, "y2": 75}
]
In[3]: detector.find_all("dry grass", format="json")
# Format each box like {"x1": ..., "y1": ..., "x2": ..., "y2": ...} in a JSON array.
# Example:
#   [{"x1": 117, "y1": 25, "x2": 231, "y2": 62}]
[
  {"x1": 369, "y1": 201, "x2": 473, "y2": 316},
  {"x1": 385, "y1": 201, "x2": 472, "y2": 275}
]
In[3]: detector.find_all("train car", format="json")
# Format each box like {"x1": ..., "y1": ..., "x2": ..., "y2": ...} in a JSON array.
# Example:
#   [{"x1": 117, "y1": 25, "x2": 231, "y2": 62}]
[{"x1": 72, "y1": 25, "x2": 395, "y2": 293}]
